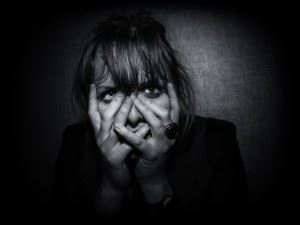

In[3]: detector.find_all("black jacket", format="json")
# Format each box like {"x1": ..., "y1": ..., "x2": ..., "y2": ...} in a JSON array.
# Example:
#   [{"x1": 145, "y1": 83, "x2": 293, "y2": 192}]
[{"x1": 51, "y1": 115, "x2": 248, "y2": 220}]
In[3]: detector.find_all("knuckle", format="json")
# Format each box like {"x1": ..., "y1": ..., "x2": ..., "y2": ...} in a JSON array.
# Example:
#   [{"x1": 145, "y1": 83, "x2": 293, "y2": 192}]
[
  {"x1": 153, "y1": 122, "x2": 162, "y2": 130},
  {"x1": 161, "y1": 111, "x2": 169, "y2": 118},
  {"x1": 97, "y1": 142, "x2": 106, "y2": 154},
  {"x1": 135, "y1": 138, "x2": 143, "y2": 147},
  {"x1": 88, "y1": 109, "x2": 93, "y2": 117},
  {"x1": 143, "y1": 123, "x2": 150, "y2": 130},
  {"x1": 106, "y1": 153, "x2": 117, "y2": 164}
]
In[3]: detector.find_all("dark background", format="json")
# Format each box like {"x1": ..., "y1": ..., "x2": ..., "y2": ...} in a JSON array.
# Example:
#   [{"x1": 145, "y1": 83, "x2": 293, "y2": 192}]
[{"x1": 8, "y1": 0, "x2": 297, "y2": 219}]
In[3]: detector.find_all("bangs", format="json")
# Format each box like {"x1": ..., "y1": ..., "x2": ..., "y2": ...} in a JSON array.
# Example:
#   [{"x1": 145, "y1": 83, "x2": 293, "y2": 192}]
[
  {"x1": 93, "y1": 23, "x2": 172, "y2": 92},
  {"x1": 73, "y1": 12, "x2": 195, "y2": 138}
]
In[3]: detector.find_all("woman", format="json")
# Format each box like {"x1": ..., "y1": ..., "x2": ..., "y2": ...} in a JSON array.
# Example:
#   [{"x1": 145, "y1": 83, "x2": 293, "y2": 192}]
[{"x1": 51, "y1": 12, "x2": 248, "y2": 221}]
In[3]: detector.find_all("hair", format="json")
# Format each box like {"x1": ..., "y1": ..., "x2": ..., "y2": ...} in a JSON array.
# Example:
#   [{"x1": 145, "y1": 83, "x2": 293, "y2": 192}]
[{"x1": 72, "y1": 11, "x2": 195, "y2": 138}]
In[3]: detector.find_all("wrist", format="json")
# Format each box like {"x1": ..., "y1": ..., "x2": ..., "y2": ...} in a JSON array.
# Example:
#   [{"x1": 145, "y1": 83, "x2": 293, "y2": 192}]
[
  {"x1": 102, "y1": 162, "x2": 130, "y2": 193},
  {"x1": 95, "y1": 179, "x2": 126, "y2": 216},
  {"x1": 135, "y1": 158, "x2": 168, "y2": 184},
  {"x1": 101, "y1": 175, "x2": 128, "y2": 195},
  {"x1": 139, "y1": 177, "x2": 173, "y2": 204}
]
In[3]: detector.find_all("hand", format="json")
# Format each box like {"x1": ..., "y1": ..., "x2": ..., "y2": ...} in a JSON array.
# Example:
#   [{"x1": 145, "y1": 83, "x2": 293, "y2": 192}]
[
  {"x1": 89, "y1": 84, "x2": 149, "y2": 192},
  {"x1": 113, "y1": 83, "x2": 180, "y2": 184}
]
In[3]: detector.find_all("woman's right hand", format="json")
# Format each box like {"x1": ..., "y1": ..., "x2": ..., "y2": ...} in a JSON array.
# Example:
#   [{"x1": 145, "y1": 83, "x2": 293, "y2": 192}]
[
  {"x1": 89, "y1": 83, "x2": 131, "y2": 192},
  {"x1": 89, "y1": 84, "x2": 149, "y2": 193}
]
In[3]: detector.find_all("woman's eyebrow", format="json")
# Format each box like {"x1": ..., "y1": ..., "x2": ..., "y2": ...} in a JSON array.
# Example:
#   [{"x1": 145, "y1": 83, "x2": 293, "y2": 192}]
[{"x1": 95, "y1": 85, "x2": 116, "y2": 89}]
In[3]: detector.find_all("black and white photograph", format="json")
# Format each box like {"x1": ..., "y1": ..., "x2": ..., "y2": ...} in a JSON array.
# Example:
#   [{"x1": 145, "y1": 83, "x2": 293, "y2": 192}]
[{"x1": 8, "y1": 0, "x2": 297, "y2": 222}]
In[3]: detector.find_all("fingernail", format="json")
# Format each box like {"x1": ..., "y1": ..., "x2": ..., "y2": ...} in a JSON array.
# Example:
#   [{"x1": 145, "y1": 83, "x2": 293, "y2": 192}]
[
  {"x1": 114, "y1": 123, "x2": 123, "y2": 130},
  {"x1": 141, "y1": 123, "x2": 149, "y2": 130}
]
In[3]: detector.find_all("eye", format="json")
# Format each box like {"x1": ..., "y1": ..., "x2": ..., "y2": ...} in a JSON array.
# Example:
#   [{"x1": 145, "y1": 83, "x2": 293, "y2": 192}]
[
  {"x1": 143, "y1": 86, "x2": 162, "y2": 98},
  {"x1": 98, "y1": 89, "x2": 116, "y2": 103}
]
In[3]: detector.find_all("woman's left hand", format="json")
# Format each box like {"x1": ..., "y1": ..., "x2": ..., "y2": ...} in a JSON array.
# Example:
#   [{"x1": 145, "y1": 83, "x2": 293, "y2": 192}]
[{"x1": 114, "y1": 83, "x2": 180, "y2": 185}]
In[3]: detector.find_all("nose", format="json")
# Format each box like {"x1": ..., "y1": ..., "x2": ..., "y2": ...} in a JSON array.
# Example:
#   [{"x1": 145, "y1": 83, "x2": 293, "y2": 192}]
[{"x1": 127, "y1": 103, "x2": 143, "y2": 127}]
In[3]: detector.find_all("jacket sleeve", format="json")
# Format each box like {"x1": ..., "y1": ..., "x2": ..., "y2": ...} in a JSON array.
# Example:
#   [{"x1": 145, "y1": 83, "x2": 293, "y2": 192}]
[{"x1": 206, "y1": 119, "x2": 248, "y2": 207}]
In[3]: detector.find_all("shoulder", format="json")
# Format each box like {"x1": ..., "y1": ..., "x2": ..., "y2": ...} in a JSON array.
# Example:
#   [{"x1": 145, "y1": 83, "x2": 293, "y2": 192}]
[
  {"x1": 205, "y1": 116, "x2": 237, "y2": 139},
  {"x1": 187, "y1": 115, "x2": 239, "y2": 158},
  {"x1": 190, "y1": 115, "x2": 237, "y2": 139},
  {"x1": 177, "y1": 115, "x2": 238, "y2": 156}
]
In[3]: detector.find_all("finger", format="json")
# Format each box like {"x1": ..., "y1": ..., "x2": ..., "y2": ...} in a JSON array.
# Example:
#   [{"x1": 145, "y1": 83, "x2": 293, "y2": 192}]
[
  {"x1": 114, "y1": 123, "x2": 147, "y2": 150},
  {"x1": 98, "y1": 93, "x2": 125, "y2": 140},
  {"x1": 137, "y1": 95, "x2": 169, "y2": 121},
  {"x1": 135, "y1": 123, "x2": 150, "y2": 138},
  {"x1": 115, "y1": 96, "x2": 133, "y2": 125},
  {"x1": 101, "y1": 92, "x2": 125, "y2": 121},
  {"x1": 104, "y1": 129, "x2": 119, "y2": 149},
  {"x1": 167, "y1": 82, "x2": 180, "y2": 122},
  {"x1": 88, "y1": 84, "x2": 101, "y2": 133},
  {"x1": 108, "y1": 96, "x2": 134, "y2": 147},
  {"x1": 110, "y1": 122, "x2": 147, "y2": 149},
  {"x1": 131, "y1": 96, "x2": 161, "y2": 129},
  {"x1": 106, "y1": 143, "x2": 132, "y2": 167}
]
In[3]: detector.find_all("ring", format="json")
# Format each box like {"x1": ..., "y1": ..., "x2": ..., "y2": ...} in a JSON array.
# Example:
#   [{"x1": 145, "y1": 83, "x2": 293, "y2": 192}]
[{"x1": 163, "y1": 122, "x2": 179, "y2": 139}]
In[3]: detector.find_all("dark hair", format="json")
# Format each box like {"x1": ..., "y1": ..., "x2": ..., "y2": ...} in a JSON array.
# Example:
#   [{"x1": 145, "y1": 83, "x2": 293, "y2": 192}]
[{"x1": 72, "y1": 11, "x2": 195, "y2": 138}]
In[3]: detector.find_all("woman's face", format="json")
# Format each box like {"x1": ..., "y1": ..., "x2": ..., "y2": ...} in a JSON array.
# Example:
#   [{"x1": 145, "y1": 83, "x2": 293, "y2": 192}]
[{"x1": 94, "y1": 74, "x2": 170, "y2": 131}]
